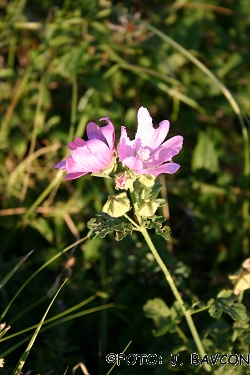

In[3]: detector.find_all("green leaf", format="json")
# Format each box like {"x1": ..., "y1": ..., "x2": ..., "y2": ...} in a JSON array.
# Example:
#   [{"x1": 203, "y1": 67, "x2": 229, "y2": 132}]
[
  {"x1": 83, "y1": 237, "x2": 102, "y2": 262},
  {"x1": 12, "y1": 132, "x2": 28, "y2": 158},
  {"x1": 143, "y1": 298, "x2": 170, "y2": 322},
  {"x1": 217, "y1": 52, "x2": 243, "y2": 79},
  {"x1": 91, "y1": 21, "x2": 109, "y2": 34},
  {"x1": 208, "y1": 290, "x2": 248, "y2": 322},
  {"x1": 95, "y1": 8, "x2": 111, "y2": 19},
  {"x1": 151, "y1": 180, "x2": 163, "y2": 200},
  {"x1": 191, "y1": 131, "x2": 219, "y2": 173},
  {"x1": 49, "y1": 35, "x2": 74, "y2": 47},
  {"x1": 145, "y1": 216, "x2": 170, "y2": 240},
  {"x1": 87, "y1": 214, "x2": 133, "y2": 241},
  {"x1": 29, "y1": 217, "x2": 54, "y2": 243},
  {"x1": 143, "y1": 298, "x2": 182, "y2": 337}
]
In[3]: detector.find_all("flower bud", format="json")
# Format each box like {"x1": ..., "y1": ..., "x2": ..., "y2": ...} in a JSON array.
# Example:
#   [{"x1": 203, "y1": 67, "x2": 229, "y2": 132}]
[{"x1": 115, "y1": 171, "x2": 136, "y2": 190}]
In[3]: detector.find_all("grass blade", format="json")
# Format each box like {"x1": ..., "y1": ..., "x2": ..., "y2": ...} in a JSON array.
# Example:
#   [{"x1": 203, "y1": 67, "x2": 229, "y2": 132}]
[
  {"x1": 0, "y1": 250, "x2": 34, "y2": 291},
  {"x1": 1, "y1": 293, "x2": 101, "y2": 342},
  {"x1": 0, "y1": 236, "x2": 88, "y2": 321},
  {"x1": 12, "y1": 278, "x2": 68, "y2": 375},
  {"x1": 1, "y1": 304, "x2": 114, "y2": 358},
  {"x1": 106, "y1": 340, "x2": 132, "y2": 375}
]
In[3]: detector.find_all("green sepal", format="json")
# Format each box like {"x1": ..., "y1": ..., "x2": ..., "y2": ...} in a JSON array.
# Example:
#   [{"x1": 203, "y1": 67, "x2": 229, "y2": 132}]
[
  {"x1": 102, "y1": 192, "x2": 131, "y2": 218},
  {"x1": 137, "y1": 174, "x2": 156, "y2": 188},
  {"x1": 133, "y1": 176, "x2": 164, "y2": 204},
  {"x1": 136, "y1": 200, "x2": 160, "y2": 217},
  {"x1": 136, "y1": 199, "x2": 166, "y2": 217}
]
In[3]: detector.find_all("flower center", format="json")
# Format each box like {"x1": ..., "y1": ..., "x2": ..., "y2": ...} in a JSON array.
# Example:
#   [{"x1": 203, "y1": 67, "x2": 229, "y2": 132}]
[{"x1": 137, "y1": 147, "x2": 150, "y2": 162}]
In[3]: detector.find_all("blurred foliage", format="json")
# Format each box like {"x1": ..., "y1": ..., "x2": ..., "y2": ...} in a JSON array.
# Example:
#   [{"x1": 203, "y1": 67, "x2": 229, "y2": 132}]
[{"x1": 0, "y1": 0, "x2": 250, "y2": 374}]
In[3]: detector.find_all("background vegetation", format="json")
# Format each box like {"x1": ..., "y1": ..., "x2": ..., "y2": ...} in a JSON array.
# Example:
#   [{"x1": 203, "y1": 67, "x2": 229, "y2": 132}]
[{"x1": 0, "y1": 0, "x2": 249, "y2": 374}]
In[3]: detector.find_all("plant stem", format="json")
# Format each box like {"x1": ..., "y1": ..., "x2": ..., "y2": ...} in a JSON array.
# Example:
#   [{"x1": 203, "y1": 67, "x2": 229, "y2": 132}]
[
  {"x1": 129, "y1": 186, "x2": 142, "y2": 226},
  {"x1": 140, "y1": 227, "x2": 211, "y2": 372},
  {"x1": 128, "y1": 184, "x2": 211, "y2": 370},
  {"x1": 124, "y1": 213, "x2": 141, "y2": 231}
]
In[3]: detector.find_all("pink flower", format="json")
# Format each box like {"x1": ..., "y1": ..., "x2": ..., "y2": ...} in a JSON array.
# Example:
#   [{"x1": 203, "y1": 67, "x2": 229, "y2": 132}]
[
  {"x1": 117, "y1": 107, "x2": 183, "y2": 176},
  {"x1": 55, "y1": 117, "x2": 115, "y2": 180}
]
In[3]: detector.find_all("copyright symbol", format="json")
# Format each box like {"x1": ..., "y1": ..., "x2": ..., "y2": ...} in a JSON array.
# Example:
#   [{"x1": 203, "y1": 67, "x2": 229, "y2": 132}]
[{"x1": 106, "y1": 353, "x2": 117, "y2": 364}]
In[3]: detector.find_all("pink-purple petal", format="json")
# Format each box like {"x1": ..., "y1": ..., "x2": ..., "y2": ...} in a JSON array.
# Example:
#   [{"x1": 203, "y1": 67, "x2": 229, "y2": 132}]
[
  {"x1": 65, "y1": 172, "x2": 88, "y2": 180},
  {"x1": 121, "y1": 156, "x2": 143, "y2": 170},
  {"x1": 55, "y1": 116, "x2": 115, "y2": 180},
  {"x1": 100, "y1": 120, "x2": 115, "y2": 149},
  {"x1": 159, "y1": 135, "x2": 183, "y2": 153},
  {"x1": 55, "y1": 160, "x2": 66, "y2": 169},
  {"x1": 71, "y1": 140, "x2": 111, "y2": 171},
  {"x1": 117, "y1": 107, "x2": 183, "y2": 176},
  {"x1": 118, "y1": 127, "x2": 135, "y2": 160},
  {"x1": 65, "y1": 155, "x2": 85, "y2": 173},
  {"x1": 134, "y1": 162, "x2": 180, "y2": 177},
  {"x1": 68, "y1": 137, "x2": 86, "y2": 150},
  {"x1": 153, "y1": 163, "x2": 181, "y2": 176},
  {"x1": 86, "y1": 122, "x2": 106, "y2": 142},
  {"x1": 135, "y1": 107, "x2": 170, "y2": 149},
  {"x1": 146, "y1": 136, "x2": 184, "y2": 167},
  {"x1": 85, "y1": 139, "x2": 112, "y2": 165}
]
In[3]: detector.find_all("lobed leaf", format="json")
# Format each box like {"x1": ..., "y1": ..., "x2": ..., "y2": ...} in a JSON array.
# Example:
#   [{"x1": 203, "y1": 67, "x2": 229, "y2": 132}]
[
  {"x1": 208, "y1": 290, "x2": 248, "y2": 322},
  {"x1": 87, "y1": 213, "x2": 133, "y2": 241}
]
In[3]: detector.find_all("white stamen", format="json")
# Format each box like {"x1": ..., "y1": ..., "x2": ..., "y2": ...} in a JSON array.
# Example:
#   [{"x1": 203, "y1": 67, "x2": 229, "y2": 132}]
[{"x1": 137, "y1": 147, "x2": 150, "y2": 162}]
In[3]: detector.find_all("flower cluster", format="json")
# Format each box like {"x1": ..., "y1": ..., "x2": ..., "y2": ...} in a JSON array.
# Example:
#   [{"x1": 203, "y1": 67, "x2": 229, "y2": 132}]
[{"x1": 55, "y1": 107, "x2": 183, "y2": 181}]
